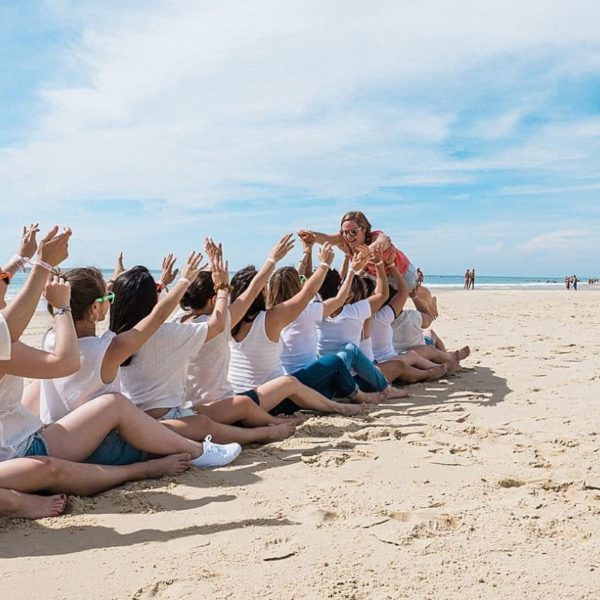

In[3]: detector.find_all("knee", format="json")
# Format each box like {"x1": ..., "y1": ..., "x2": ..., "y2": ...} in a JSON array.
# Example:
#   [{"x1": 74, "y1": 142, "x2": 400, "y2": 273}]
[
  {"x1": 34, "y1": 456, "x2": 64, "y2": 481},
  {"x1": 94, "y1": 393, "x2": 129, "y2": 411},
  {"x1": 284, "y1": 375, "x2": 300, "y2": 393}
]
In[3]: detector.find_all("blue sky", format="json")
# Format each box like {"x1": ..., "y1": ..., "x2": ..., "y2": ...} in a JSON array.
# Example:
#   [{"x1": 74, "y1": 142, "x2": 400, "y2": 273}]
[{"x1": 1, "y1": 1, "x2": 599, "y2": 276}]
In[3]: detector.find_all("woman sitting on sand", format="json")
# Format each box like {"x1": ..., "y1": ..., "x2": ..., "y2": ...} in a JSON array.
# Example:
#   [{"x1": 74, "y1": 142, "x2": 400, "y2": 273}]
[
  {"x1": 299, "y1": 210, "x2": 438, "y2": 319},
  {"x1": 0, "y1": 228, "x2": 239, "y2": 518}
]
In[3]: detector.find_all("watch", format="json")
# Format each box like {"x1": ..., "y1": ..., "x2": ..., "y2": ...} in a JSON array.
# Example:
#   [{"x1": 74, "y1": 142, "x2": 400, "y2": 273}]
[{"x1": 54, "y1": 307, "x2": 72, "y2": 316}]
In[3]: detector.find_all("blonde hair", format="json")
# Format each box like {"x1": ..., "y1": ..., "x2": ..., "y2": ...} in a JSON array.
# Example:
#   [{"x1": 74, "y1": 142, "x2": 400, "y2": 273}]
[
  {"x1": 340, "y1": 210, "x2": 372, "y2": 243},
  {"x1": 267, "y1": 267, "x2": 302, "y2": 308}
]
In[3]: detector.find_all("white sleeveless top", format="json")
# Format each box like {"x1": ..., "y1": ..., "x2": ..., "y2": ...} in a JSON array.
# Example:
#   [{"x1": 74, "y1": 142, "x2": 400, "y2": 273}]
[
  {"x1": 371, "y1": 305, "x2": 397, "y2": 362},
  {"x1": 316, "y1": 299, "x2": 371, "y2": 357},
  {"x1": 173, "y1": 309, "x2": 235, "y2": 406},
  {"x1": 0, "y1": 315, "x2": 43, "y2": 461},
  {"x1": 280, "y1": 302, "x2": 323, "y2": 374},
  {"x1": 228, "y1": 311, "x2": 284, "y2": 393},
  {"x1": 119, "y1": 321, "x2": 208, "y2": 411},
  {"x1": 359, "y1": 335, "x2": 375, "y2": 362},
  {"x1": 40, "y1": 330, "x2": 119, "y2": 424},
  {"x1": 391, "y1": 309, "x2": 425, "y2": 353}
]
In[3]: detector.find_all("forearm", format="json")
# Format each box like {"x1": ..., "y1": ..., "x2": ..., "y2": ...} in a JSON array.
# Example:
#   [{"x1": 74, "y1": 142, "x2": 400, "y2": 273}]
[
  {"x1": 50, "y1": 312, "x2": 80, "y2": 375},
  {"x1": 2, "y1": 255, "x2": 25, "y2": 278},
  {"x1": 323, "y1": 269, "x2": 354, "y2": 317},
  {"x1": 1, "y1": 265, "x2": 48, "y2": 341},
  {"x1": 206, "y1": 291, "x2": 229, "y2": 340},
  {"x1": 297, "y1": 247, "x2": 313, "y2": 277},
  {"x1": 369, "y1": 263, "x2": 389, "y2": 313},
  {"x1": 311, "y1": 231, "x2": 343, "y2": 246}
]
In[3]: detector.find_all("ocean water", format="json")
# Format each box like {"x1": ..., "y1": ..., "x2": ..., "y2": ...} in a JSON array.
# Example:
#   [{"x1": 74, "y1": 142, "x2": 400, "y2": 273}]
[{"x1": 3, "y1": 269, "x2": 597, "y2": 308}]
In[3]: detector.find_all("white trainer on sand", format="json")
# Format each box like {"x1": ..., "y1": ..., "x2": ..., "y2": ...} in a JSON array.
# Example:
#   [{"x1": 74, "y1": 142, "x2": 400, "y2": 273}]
[{"x1": 191, "y1": 435, "x2": 242, "y2": 468}]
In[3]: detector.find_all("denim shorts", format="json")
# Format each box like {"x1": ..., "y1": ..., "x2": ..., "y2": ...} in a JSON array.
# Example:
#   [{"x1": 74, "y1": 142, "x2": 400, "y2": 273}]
[
  {"x1": 85, "y1": 431, "x2": 147, "y2": 466},
  {"x1": 158, "y1": 406, "x2": 196, "y2": 421},
  {"x1": 21, "y1": 432, "x2": 49, "y2": 457}
]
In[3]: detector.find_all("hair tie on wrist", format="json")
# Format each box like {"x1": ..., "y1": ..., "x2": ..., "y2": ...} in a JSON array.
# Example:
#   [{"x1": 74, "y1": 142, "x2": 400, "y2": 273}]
[
  {"x1": 318, "y1": 262, "x2": 330, "y2": 270},
  {"x1": 25, "y1": 257, "x2": 53, "y2": 273},
  {"x1": 179, "y1": 277, "x2": 191, "y2": 286},
  {"x1": 266, "y1": 257, "x2": 277, "y2": 266},
  {"x1": 11, "y1": 255, "x2": 26, "y2": 271},
  {"x1": 348, "y1": 267, "x2": 356, "y2": 276}
]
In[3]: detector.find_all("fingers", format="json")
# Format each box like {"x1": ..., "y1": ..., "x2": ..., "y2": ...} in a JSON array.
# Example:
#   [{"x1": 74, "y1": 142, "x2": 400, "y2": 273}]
[{"x1": 39, "y1": 225, "x2": 60, "y2": 245}]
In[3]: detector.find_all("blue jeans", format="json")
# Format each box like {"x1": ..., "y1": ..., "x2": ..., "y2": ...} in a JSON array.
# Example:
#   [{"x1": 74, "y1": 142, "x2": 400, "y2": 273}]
[
  {"x1": 292, "y1": 354, "x2": 359, "y2": 399},
  {"x1": 336, "y1": 343, "x2": 388, "y2": 393}
]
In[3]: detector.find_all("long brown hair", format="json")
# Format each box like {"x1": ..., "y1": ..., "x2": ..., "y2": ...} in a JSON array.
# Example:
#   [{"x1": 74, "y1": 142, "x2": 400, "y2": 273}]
[
  {"x1": 340, "y1": 210, "x2": 372, "y2": 243},
  {"x1": 267, "y1": 267, "x2": 302, "y2": 308},
  {"x1": 47, "y1": 267, "x2": 105, "y2": 321}
]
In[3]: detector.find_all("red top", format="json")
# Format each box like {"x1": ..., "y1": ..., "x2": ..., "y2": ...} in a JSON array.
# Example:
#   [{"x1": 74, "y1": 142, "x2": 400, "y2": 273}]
[{"x1": 364, "y1": 230, "x2": 410, "y2": 276}]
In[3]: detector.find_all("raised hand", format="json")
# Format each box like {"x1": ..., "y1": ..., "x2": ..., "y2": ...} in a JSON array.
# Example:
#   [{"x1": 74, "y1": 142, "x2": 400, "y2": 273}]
[
  {"x1": 44, "y1": 275, "x2": 71, "y2": 309},
  {"x1": 204, "y1": 238, "x2": 220, "y2": 262},
  {"x1": 351, "y1": 248, "x2": 369, "y2": 273},
  {"x1": 210, "y1": 244, "x2": 229, "y2": 289},
  {"x1": 160, "y1": 253, "x2": 179, "y2": 286},
  {"x1": 269, "y1": 233, "x2": 295, "y2": 263},
  {"x1": 37, "y1": 226, "x2": 72, "y2": 269},
  {"x1": 180, "y1": 251, "x2": 203, "y2": 283},
  {"x1": 317, "y1": 242, "x2": 335, "y2": 266},
  {"x1": 297, "y1": 229, "x2": 316, "y2": 247},
  {"x1": 19, "y1": 223, "x2": 40, "y2": 259},
  {"x1": 368, "y1": 248, "x2": 383, "y2": 266}
]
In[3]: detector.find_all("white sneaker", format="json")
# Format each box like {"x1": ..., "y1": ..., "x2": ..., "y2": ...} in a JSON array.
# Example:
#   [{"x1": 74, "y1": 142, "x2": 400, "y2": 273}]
[{"x1": 191, "y1": 435, "x2": 242, "y2": 468}]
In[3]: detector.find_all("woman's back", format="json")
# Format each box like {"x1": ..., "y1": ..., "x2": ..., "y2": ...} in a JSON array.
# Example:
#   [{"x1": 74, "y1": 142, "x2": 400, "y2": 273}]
[{"x1": 280, "y1": 302, "x2": 323, "y2": 374}]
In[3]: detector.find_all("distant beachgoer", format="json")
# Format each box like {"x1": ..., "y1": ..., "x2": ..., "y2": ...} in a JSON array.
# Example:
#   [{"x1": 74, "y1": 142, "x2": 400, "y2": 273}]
[
  {"x1": 565, "y1": 276, "x2": 570, "y2": 290},
  {"x1": 416, "y1": 268, "x2": 424, "y2": 285},
  {"x1": 573, "y1": 275, "x2": 578, "y2": 291},
  {"x1": 470, "y1": 269, "x2": 476, "y2": 290},
  {"x1": 464, "y1": 269, "x2": 470, "y2": 289}
]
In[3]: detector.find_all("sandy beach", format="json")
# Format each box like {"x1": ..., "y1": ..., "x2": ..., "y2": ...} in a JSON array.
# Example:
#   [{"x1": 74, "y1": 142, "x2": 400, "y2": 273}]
[{"x1": 1, "y1": 289, "x2": 599, "y2": 600}]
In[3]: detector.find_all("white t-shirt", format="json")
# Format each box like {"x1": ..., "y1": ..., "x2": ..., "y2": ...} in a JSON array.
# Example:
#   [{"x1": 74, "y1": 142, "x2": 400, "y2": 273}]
[
  {"x1": 0, "y1": 313, "x2": 10, "y2": 361},
  {"x1": 391, "y1": 309, "x2": 424, "y2": 354},
  {"x1": 280, "y1": 302, "x2": 323, "y2": 374},
  {"x1": 316, "y1": 299, "x2": 371, "y2": 357},
  {"x1": 371, "y1": 305, "x2": 397, "y2": 362},
  {"x1": 119, "y1": 321, "x2": 208, "y2": 412},
  {"x1": 228, "y1": 311, "x2": 284, "y2": 393},
  {"x1": 174, "y1": 310, "x2": 235, "y2": 406},
  {"x1": 0, "y1": 314, "x2": 43, "y2": 461},
  {"x1": 359, "y1": 335, "x2": 374, "y2": 362},
  {"x1": 40, "y1": 330, "x2": 119, "y2": 424}
]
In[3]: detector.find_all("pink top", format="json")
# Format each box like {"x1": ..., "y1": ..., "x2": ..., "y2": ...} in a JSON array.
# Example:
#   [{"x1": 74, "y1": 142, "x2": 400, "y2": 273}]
[{"x1": 364, "y1": 230, "x2": 410, "y2": 276}]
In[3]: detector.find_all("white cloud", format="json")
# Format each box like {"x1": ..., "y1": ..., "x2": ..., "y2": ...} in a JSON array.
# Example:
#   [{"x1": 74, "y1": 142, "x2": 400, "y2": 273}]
[{"x1": 520, "y1": 229, "x2": 588, "y2": 254}]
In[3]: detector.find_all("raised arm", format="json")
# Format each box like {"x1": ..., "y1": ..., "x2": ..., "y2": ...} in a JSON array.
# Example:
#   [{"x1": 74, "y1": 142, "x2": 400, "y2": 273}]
[
  {"x1": 102, "y1": 252, "x2": 203, "y2": 380},
  {"x1": 1, "y1": 224, "x2": 40, "y2": 278},
  {"x1": 265, "y1": 243, "x2": 334, "y2": 341},
  {"x1": 1, "y1": 226, "x2": 71, "y2": 342},
  {"x1": 106, "y1": 252, "x2": 126, "y2": 291},
  {"x1": 296, "y1": 230, "x2": 315, "y2": 277},
  {"x1": 322, "y1": 249, "x2": 369, "y2": 318},
  {"x1": 387, "y1": 263, "x2": 410, "y2": 317},
  {"x1": 367, "y1": 250, "x2": 389, "y2": 315},
  {"x1": 229, "y1": 233, "x2": 295, "y2": 328},
  {"x1": 368, "y1": 231, "x2": 392, "y2": 254},
  {"x1": 2, "y1": 276, "x2": 79, "y2": 379},
  {"x1": 299, "y1": 229, "x2": 346, "y2": 251},
  {"x1": 203, "y1": 244, "x2": 230, "y2": 342}
]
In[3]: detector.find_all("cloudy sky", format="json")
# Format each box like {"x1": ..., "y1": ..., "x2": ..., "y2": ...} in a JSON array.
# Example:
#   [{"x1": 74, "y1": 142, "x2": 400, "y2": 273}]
[{"x1": 1, "y1": 0, "x2": 599, "y2": 276}]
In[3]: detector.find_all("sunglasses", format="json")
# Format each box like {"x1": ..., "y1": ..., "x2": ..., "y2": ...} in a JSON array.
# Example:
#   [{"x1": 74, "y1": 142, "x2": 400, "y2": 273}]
[
  {"x1": 95, "y1": 291, "x2": 116, "y2": 304},
  {"x1": 0, "y1": 271, "x2": 10, "y2": 285},
  {"x1": 340, "y1": 226, "x2": 364, "y2": 238}
]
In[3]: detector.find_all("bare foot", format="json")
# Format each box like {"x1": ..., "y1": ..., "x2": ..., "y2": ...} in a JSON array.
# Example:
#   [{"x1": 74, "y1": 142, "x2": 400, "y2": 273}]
[
  {"x1": 458, "y1": 346, "x2": 470, "y2": 360},
  {"x1": 446, "y1": 352, "x2": 460, "y2": 375},
  {"x1": 426, "y1": 364, "x2": 447, "y2": 381},
  {"x1": 264, "y1": 422, "x2": 296, "y2": 441},
  {"x1": 143, "y1": 453, "x2": 191, "y2": 478},
  {"x1": 2, "y1": 490, "x2": 67, "y2": 520},
  {"x1": 271, "y1": 413, "x2": 307, "y2": 426},
  {"x1": 353, "y1": 390, "x2": 382, "y2": 405},
  {"x1": 335, "y1": 402, "x2": 369, "y2": 416},
  {"x1": 383, "y1": 385, "x2": 409, "y2": 400}
]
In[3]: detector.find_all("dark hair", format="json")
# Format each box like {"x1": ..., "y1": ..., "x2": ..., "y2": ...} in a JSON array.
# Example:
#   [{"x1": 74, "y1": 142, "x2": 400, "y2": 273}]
[
  {"x1": 230, "y1": 265, "x2": 264, "y2": 336},
  {"x1": 384, "y1": 285, "x2": 397, "y2": 308},
  {"x1": 109, "y1": 266, "x2": 157, "y2": 365},
  {"x1": 47, "y1": 267, "x2": 105, "y2": 321},
  {"x1": 362, "y1": 276, "x2": 375, "y2": 298},
  {"x1": 318, "y1": 269, "x2": 341, "y2": 300},
  {"x1": 180, "y1": 271, "x2": 214, "y2": 311}
]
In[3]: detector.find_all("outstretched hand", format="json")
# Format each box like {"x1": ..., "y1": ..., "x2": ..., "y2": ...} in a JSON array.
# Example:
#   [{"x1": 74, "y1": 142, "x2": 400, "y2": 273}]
[
  {"x1": 269, "y1": 233, "x2": 295, "y2": 263},
  {"x1": 160, "y1": 254, "x2": 179, "y2": 286},
  {"x1": 210, "y1": 243, "x2": 229, "y2": 289},
  {"x1": 37, "y1": 226, "x2": 72, "y2": 269},
  {"x1": 180, "y1": 252, "x2": 203, "y2": 283},
  {"x1": 297, "y1": 229, "x2": 316, "y2": 248},
  {"x1": 19, "y1": 223, "x2": 40, "y2": 259},
  {"x1": 44, "y1": 275, "x2": 71, "y2": 309},
  {"x1": 317, "y1": 242, "x2": 335, "y2": 266}
]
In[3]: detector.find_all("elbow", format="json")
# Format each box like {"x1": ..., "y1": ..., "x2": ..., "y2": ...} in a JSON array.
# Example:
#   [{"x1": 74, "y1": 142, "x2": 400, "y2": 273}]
[{"x1": 52, "y1": 354, "x2": 81, "y2": 378}]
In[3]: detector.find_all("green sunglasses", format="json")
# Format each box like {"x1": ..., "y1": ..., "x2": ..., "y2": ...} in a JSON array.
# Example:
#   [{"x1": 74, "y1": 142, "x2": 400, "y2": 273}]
[{"x1": 95, "y1": 291, "x2": 116, "y2": 304}]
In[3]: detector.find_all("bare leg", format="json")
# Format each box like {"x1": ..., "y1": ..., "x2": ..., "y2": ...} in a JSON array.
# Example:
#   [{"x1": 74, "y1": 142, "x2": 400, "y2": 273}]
[
  {"x1": 378, "y1": 359, "x2": 447, "y2": 384},
  {"x1": 424, "y1": 328, "x2": 447, "y2": 352},
  {"x1": 410, "y1": 285, "x2": 438, "y2": 319},
  {"x1": 198, "y1": 393, "x2": 286, "y2": 427},
  {"x1": 410, "y1": 345, "x2": 467, "y2": 374},
  {"x1": 160, "y1": 411, "x2": 294, "y2": 445},
  {"x1": 399, "y1": 349, "x2": 438, "y2": 370},
  {"x1": 42, "y1": 393, "x2": 204, "y2": 461},
  {"x1": 0, "y1": 455, "x2": 191, "y2": 498},
  {"x1": 21, "y1": 380, "x2": 41, "y2": 416},
  {"x1": 0, "y1": 487, "x2": 66, "y2": 519}
]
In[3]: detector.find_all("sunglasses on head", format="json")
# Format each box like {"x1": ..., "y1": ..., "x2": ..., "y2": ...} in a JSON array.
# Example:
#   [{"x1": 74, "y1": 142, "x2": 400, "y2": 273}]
[
  {"x1": 340, "y1": 226, "x2": 364, "y2": 238},
  {"x1": 95, "y1": 291, "x2": 115, "y2": 304}
]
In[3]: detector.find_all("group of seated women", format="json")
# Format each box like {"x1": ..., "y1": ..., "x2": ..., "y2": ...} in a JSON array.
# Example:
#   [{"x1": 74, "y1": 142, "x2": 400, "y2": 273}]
[{"x1": 0, "y1": 210, "x2": 469, "y2": 519}]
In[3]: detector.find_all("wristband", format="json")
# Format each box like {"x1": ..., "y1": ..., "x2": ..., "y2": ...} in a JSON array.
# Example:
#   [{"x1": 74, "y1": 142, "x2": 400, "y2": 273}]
[
  {"x1": 53, "y1": 307, "x2": 72, "y2": 316},
  {"x1": 27, "y1": 257, "x2": 53, "y2": 273},
  {"x1": 373, "y1": 261, "x2": 384, "y2": 267},
  {"x1": 347, "y1": 268, "x2": 357, "y2": 276},
  {"x1": 318, "y1": 262, "x2": 330, "y2": 270},
  {"x1": 266, "y1": 257, "x2": 277, "y2": 266},
  {"x1": 11, "y1": 255, "x2": 26, "y2": 271},
  {"x1": 214, "y1": 282, "x2": 232, "y2": 293},
  {"x1": 178, "y1": 277, "x2": 191, "y2": 286}
]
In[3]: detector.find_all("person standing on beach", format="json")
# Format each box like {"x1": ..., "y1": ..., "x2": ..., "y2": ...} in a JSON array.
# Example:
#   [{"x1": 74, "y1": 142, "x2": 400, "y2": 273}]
[
  {"x1": 573, "y1": 275, "x2": 578, "y2": 290},
  {"x1": 464, "y1": 269, "x2": 470, "y2": 289},
  {"x1": 470, "y1": 269, "x2": 476, "y2": 290},
  {"x1": 416, "y1": 267, "x2": 424, "y2": 286}
]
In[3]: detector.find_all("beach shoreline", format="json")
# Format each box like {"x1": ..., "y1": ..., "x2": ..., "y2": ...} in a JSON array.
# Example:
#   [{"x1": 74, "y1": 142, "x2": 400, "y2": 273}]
[{"x1": 2, "y1": 289, "x2": 599, "y2": 599}]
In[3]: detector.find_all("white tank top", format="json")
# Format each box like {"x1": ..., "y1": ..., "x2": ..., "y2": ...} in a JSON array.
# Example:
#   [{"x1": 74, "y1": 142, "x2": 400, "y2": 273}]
[
  {"x1": 39, "y1": 330, "x2": 119, "y2": 424},
  {"x1": 371, "y1": 305, "x2": 397, "y2": 362},
  {"x1": 174, "y1": 310, "x2": 235, "y2": 406},
  {"x1": 228, "y1": 311, "x2": 284, "y2": 393},
  {"x1": 280, "y1": 302, "x2": 323, "y2": 374}
]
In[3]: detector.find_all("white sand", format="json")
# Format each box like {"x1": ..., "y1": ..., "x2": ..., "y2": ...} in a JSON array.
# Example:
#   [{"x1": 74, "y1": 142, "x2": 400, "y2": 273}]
[{"x1": 1, "y1": 290, "x2": 599, "y2": 599}]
